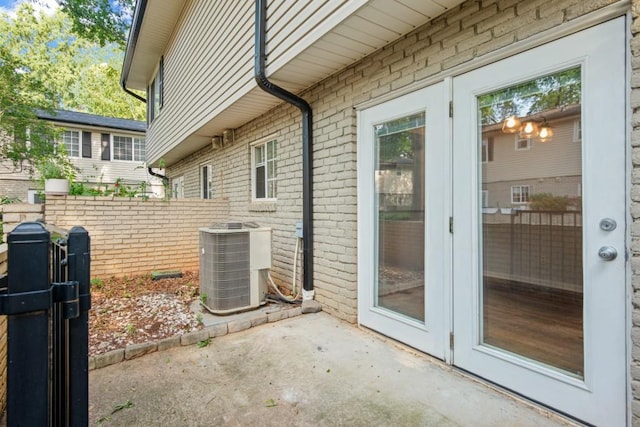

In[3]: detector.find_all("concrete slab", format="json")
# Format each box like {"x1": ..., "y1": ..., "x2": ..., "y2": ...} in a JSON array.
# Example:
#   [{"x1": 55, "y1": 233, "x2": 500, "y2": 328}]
[{"x1": 89, "y1": 312, "x2": 575, "y2": 426}]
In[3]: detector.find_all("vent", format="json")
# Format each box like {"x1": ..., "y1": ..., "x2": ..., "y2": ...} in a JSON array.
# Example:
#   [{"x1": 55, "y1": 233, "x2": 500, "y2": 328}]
[{"x1": 199, "y1": 225, "x2": 271, "y2": 314}]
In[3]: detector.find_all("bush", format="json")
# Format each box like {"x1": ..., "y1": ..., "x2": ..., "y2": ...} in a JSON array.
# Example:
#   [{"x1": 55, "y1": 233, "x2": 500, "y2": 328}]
[{"x1": 529, "y1": 193, "x2": 571, "y2": 211}]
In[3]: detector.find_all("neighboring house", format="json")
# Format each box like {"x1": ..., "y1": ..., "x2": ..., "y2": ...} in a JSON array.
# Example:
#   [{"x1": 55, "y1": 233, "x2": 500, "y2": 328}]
[
  {"x1": 0, "y1": 110, "x2": 164, "y2": 201},
  {"x1": 121, "y1": 1, "x2": 635, "y2": 425}
]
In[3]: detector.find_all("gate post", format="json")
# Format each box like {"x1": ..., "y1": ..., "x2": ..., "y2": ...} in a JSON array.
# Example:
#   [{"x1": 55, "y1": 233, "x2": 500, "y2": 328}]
[
  {"x1": 6, "y1": 222, "x2": 50, "y2": 426},
  {"x1": 66, "y1": 226, "x2": 91, "y2": 427}
]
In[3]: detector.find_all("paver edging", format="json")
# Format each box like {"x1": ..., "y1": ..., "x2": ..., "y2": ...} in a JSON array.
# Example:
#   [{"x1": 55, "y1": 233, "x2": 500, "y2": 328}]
[{"x1": 89, "y1": 305, "x2": 303, "y2": 370}]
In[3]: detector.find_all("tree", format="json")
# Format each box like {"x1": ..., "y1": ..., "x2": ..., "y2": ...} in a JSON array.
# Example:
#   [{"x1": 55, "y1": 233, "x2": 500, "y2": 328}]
[
  {"x1": 0, "y1": 3, "x2": 145, "y2": 120},
  {"x1": 0, "y1": 3, "x2": 144, "y2": 175},
  {"x1": 478, "y1": 67, "x2": 581, "y2": 126},
  {"x1": 57, "y1": 0, "x2": 135, "y2": 49},
  {"x1": 0, "y1": 42, "x2": 60, "y2": 174}
]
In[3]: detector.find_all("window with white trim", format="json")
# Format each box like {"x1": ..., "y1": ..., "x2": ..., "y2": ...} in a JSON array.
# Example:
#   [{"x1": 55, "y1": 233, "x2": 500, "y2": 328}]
[
  {"x1": 515, "y1": 135, "x2": 531, "y2": 151},
  {"x1": 62, "y1": 130, "x2": 80, "y2": 157},
  {"x1": 113, "y1": 135, "x2": 146, "y2": 161},
  {"x1": 172, "y1": 175, "x2": 184, "y2": 199},
  {"x1": 252, "y1": 139, "x2": 277, "y2": 200},
  {"x1": 573, "y1": 119, "x2": 582, "y2": 142},
  {"x1": 511, "y1": 185, "x2": 530, "y2": 204},
  {"x1": 201, "y1": 164, "x2": 212, "y2": 199},
  {"x1": 482, "y1": 190, "x2": 489, "y2": 208},
  {"x1": 148, "y1": 57, "x2": 163, "y2": 124},
  {"x1": 482, "y1": 136, "x2": 493, "y2": 162}
]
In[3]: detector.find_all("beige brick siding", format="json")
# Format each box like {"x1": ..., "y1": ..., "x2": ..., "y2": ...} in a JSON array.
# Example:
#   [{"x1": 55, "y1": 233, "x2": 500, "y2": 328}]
[
  {"x1": 168, "y1": 0, "x2": 619, "y2": 324},
  {"x1": 0, "y1": 179, "x2": 35, "y2": 202},
  {"x1": 44, "y1": 196, "x2": 230, "y2": 278},
  {"x1": 0, "y1": 204, "x2": 45, "y2": 243}
]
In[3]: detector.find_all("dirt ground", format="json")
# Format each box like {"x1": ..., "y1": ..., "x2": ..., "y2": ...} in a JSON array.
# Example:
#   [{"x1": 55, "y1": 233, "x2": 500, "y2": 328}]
[{"x1": 89, "y1": 271, "x2": 202, "y2": 355}]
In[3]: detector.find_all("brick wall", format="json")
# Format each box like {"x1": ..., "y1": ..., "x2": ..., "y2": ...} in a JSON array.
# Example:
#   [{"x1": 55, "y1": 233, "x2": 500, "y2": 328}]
[
  {"x1": 45, "y1": 196, "x2": 230, "y2": 278},
  {"x1": 167, "y1": 0, "x2": 618, "y2": 323},
  {"x1": 0, "y1": 203, "x2": 45, "y2": 243}
]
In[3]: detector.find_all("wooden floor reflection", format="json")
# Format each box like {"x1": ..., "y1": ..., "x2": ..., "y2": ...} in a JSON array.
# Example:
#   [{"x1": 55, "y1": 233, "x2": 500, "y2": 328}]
[{"x1": 376, "y1": 279, "x2": 583, "y2": 377}]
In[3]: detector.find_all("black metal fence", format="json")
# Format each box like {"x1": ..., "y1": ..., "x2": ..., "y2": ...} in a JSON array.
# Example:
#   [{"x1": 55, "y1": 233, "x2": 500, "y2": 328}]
[
  {"x1": 509, "y1": 210, "x2": 582, "y2": 289},
  {"x1": 0, "y1": 222, "x2": 90, "y2": 426}
]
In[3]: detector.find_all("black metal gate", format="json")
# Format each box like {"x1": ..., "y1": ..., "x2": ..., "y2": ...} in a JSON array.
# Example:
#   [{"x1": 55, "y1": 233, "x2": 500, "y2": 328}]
[{"x1": 0, "y1": 222, "x2": 91, "y2": 426}]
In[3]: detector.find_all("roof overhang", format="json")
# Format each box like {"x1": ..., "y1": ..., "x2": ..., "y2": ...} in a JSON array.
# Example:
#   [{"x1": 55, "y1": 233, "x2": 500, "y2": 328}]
[
  {"x1": 122, "y1": 0, "x2": 186, "y2": 91},
  {"x1": 124, "y1": 0, "x2": 467, "y2": 165}
]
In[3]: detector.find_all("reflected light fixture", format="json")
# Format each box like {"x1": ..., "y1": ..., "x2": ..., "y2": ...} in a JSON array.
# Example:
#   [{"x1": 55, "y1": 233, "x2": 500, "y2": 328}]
[
  {"x1": 519, "y1": 121, "x2": 539, "y2": 138},
  {"x1": 501, "y1": 115, "x2": 521, "y2": 134},
  {"x1": 538, "y1": 121, "x2": 554, "y2": 143}
]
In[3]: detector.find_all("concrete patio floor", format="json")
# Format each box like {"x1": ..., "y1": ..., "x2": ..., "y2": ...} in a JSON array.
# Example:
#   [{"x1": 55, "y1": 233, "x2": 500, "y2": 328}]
[{"x1": 89, "y1": 312, "x2": 575, "y2": 426}]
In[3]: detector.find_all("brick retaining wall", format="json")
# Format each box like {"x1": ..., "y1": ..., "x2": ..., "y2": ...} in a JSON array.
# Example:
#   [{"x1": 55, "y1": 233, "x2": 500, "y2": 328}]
[{"x1": 45, "y1": 196, "x2": 230, "y2": 278}]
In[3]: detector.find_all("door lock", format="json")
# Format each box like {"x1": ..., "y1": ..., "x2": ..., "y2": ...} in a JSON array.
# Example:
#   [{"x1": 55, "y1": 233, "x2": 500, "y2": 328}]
[
  {"x1": 598, "y1": 246, "x2": 617, "y2": 261},
  {"x1": 599, "y1": 218, "x2": 617, "y2": 231}
]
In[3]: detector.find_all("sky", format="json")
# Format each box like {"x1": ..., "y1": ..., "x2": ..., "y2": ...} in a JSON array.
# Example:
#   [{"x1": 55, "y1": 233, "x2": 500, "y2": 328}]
[{"x1": 0, "y1": 0, "x2": 59, "y2": 16}]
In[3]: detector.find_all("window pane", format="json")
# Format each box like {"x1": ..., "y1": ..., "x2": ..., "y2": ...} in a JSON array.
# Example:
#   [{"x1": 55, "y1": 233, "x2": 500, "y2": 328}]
[
  {"x1": 133, "y1": 137, "x2": 145, "y2": 162},
  {"x1": 201, "y1": 166, "x2": 208, "y2": 199},
  {"x1": 255, "y1": 146, "x2": 264, "y2": 165},
  {"x1": 267, "y1": 140, "x2": 276, "y2": 160},
  {"x1": 267, "y1": 159, "x2": 275, "y2": 180},
  {"x1": 375, "y1": 112, "x2": 425, "y2": 322},
  {"x1": 113, "y1": 136, "x2": 133, "y2": 161},
  {"x1": 478, "y1": 67, "x2": 583, "y2": 377},
  {"x1": 268, "y1": 180, "x2": 276, "y2": 199},
  {"x1": 256, "y1": 165, "x2": 266, "y2": 199},
  {"x1": 63, "y1": 131, "x2": 80, "y2": 157}
]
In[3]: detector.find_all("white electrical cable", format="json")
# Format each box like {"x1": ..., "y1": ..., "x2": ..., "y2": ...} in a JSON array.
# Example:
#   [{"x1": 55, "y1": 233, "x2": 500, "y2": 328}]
[
  {"x1": 267, "y1": 236, "x2": 303, "y2": 302},
  {"x1": 268, "y1": 271, "x2": 301, "y2": 301}
]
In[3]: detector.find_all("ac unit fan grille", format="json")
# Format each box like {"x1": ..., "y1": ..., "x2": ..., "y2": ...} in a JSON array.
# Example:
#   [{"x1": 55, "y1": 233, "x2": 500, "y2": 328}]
[{"x1": 200, "y1": 232, "x2": 250, "y2": 311}]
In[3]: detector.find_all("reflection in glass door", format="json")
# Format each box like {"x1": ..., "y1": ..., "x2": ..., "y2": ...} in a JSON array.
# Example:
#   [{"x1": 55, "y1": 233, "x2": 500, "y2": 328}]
[
  {"x1": 375, "y1": 113, "x2": 425, "y2": 322},
  {"x1": 477, "y1": 68, "x2": 584, "y2": 377}
]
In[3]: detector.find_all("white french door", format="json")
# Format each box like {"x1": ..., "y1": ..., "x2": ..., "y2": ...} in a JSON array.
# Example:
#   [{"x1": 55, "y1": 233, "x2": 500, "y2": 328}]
[
  {"x1": 452, "y1": 18, "x2": 626, "y2": 427},
  {"x1": 358, "y1": 17, "x2": 627, "y2": 427},
  {"x1": 358, "y1": 83, "x2": 448, "y2": 359}
]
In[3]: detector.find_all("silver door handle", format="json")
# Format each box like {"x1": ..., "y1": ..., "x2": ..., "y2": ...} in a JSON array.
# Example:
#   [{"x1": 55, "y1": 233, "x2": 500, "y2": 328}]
[{"x1": 598, "y1": 246, "x2": 617, "y2": 261}]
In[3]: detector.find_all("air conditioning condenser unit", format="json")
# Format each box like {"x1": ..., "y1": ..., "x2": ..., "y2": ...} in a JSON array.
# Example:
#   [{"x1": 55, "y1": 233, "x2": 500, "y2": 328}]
[{"x1": 199, "y1": 224, "x2": 271, "y2": 314}]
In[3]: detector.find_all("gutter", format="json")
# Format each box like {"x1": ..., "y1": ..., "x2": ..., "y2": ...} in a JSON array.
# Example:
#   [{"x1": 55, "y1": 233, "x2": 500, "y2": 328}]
[
  {"x1": 120, "y1": 0, "x2": 148, "y2": 103},
  {"x1": 148, "y1": 167, "x2": 168, "y2": 186},
  {"x1": 255, "y1": 0, "x2": 314, "y2": 293}
]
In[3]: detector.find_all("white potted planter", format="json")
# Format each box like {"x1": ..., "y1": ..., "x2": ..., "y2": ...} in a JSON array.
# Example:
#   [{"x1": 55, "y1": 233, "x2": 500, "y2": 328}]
[{"x1": 44, "y1": 178, "x2": 70, "y2": 195}]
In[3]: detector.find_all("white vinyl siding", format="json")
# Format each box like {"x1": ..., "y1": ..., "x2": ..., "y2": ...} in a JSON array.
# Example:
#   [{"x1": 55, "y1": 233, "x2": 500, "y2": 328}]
[
  {"x1": 144, "y1": 1, "x2": 373, "y2": 165},
  {"x1": 483, "y1": 118, "x2": 581, "y2": 184}
]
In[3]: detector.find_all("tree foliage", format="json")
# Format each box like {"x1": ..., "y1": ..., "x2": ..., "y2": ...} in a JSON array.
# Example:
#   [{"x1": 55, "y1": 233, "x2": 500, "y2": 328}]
[
  {"x1": 0, "y1": 40, "x2": 59, "y2": 173},
  {"x1": 0, "y1": 3, "x2": 144, "y2": 118},
  {"x1": 58, "y1": 0, "x2": 135, "y2": 49},
  {"x1": 0, "y1": 3, "x2": 144, "y2": 174},
  {"x1": 478, "y1": 67, "x2": 581, "y2": 125}
]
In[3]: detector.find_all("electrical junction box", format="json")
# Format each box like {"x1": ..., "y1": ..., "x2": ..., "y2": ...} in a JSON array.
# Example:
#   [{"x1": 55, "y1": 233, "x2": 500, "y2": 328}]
[{"x1": 295, "y1": 220, "x2": 303, "y2": 238}]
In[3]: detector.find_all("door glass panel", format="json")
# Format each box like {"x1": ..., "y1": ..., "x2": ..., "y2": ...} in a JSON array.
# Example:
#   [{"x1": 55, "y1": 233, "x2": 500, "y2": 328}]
[
  {"x1": 477, "y1": 67, "x2": 583, "y2": 377},
  {"x1": 375, "y1": 113, "x2": 425, "y2": 322}
]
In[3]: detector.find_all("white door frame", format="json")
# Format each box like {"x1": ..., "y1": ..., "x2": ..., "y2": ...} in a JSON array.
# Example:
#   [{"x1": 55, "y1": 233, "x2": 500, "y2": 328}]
[
  {"x1": 451, "y1": 18, "x2": 627, "y2": 427},
  {"x1": 357, "y1": 83, "x2": 450, "y2": 360},
  {"x1": 356, "y1": 16, "x2": 629, "y2": 427}
]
